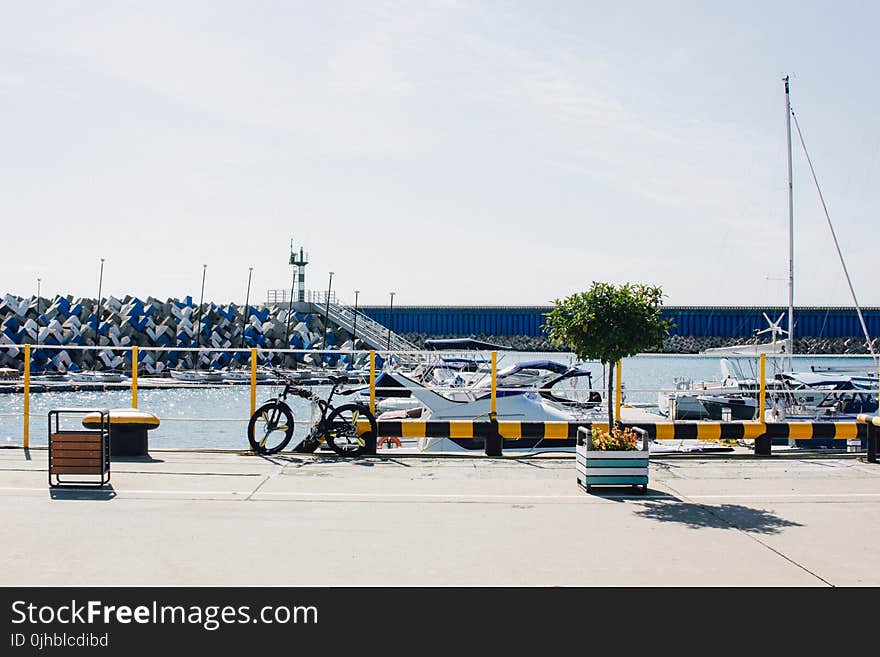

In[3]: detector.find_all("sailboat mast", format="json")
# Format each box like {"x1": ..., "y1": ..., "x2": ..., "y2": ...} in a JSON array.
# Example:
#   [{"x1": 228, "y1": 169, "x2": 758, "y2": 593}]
[{"x1": 784, "y1": 75, "x2": 794, "y2": 372}]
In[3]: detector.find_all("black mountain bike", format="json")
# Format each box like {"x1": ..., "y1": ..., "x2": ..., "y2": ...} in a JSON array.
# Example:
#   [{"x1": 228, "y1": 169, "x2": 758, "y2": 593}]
[{"x1": 247, "y1": 370, "x2": 377, "y2": 456}]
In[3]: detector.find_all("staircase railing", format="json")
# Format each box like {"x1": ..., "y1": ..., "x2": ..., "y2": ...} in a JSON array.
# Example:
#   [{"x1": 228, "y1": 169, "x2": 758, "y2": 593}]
[{"x1": 325, "y1": 301, "x2": 418, "y2": 356}]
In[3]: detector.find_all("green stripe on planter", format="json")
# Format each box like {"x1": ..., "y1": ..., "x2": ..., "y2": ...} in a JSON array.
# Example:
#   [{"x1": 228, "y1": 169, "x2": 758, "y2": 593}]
[
  {"x1": 586, "y1": 459, "x2": 649, "y2": 467},
  {"x1": 584, "y1": 476, "x2": 649, "y2": 485}
]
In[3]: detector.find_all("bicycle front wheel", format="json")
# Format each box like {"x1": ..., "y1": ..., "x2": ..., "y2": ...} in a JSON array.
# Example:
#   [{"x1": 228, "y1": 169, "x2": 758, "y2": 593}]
[
  {"x1": 248, "y1": 401, "x2": 295, "y2": 455},
  {"x1": 325, "y1": 403, "x2": 377, "y2": 456}
]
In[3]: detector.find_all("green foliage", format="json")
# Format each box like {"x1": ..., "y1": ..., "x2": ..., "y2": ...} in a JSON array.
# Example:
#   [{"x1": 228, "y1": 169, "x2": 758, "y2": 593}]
[{"x1": 543, "y1": 281, "x2": 672, "y2": 365}]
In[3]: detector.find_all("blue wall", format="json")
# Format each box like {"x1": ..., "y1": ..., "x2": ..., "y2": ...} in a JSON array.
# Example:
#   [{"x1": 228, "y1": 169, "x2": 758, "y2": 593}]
[{"x1": 359, "y1": 306, "x2": 880, "y2": 339}]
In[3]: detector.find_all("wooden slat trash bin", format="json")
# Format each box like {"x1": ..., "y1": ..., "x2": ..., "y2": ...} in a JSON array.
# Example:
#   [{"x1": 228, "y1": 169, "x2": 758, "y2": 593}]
[{"x1": 49, "y1": 408, "x2": 111, "y2": 488}]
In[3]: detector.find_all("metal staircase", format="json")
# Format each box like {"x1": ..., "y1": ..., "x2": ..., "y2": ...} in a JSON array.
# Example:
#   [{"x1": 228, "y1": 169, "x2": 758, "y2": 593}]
[{"x1": 319, "y1": 297, "x2": 419, "y2": 355}]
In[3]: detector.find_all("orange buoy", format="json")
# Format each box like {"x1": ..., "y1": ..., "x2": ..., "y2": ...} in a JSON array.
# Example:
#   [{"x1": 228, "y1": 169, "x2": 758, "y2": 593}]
[{"x1": 378, "y1": 436, "x2": 402, "y2": 449}]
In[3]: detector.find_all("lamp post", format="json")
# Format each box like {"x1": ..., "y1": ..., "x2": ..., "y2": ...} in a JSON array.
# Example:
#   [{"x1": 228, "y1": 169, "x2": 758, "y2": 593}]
[
  {"x1": 387, "y1": 291, "x2": 395, "y2": 352},
  {"x1": 322, "y1": 272, "x2": 334, "y2": 353},
  {"x1": 351, "y1": 290, "x2": 360, "y2": 370},
  {"x1": 36, "y1": 278, "x2": 41, "y2": 312},
  {"x1": 195, "y1": 264, "x2": 207, "y2": 351},
  {"x1": 95, "y1": 258, "x2": 105, "y2": 335},
  {"x1": 352, "y1": 290, "x2": 360, "y2": 346},
  {"x1": 285, "y1": 243, "x2": 297, "y2": 346},
  {"x1": 242, "y1": 266, "x2": 253, "y2": 352}
]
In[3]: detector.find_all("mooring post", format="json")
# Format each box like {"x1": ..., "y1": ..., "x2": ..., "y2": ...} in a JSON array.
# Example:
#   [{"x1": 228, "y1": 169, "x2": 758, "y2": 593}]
[
  {"x1": 755, "y1": 430, "x2": 772, "y2": 456},
  {"x1": 484, "y1": 417, "x2": 502, "y2": 457},
  {"x1": 868, "y1": 421, "x2": 878, "y2": 464}
]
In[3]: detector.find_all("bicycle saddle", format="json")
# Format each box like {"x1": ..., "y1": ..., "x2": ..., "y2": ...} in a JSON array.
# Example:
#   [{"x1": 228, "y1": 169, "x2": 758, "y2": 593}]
[{"x1": 328, "y1": 375, "x2": 349, "y2": 385}]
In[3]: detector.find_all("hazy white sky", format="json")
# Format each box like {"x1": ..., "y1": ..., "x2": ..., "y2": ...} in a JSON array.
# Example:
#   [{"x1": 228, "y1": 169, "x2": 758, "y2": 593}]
[{"x1": 2, "y1": 1, "x2": 878, "y2": 308}]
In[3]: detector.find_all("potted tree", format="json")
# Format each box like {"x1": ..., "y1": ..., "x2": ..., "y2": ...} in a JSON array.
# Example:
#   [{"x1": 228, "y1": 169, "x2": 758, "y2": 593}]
[
  {"x1": 544, "y1": 282, "x2": 671, "y2": 493},
  {"x1": 574, "y1": 424, "x2": 651, "y2": 493}
]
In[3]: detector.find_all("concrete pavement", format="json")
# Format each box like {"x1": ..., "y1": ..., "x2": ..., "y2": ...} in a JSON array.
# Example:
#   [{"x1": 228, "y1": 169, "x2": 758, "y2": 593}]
[{"x1": 1, "y1": 447, "x2": 878, "y2": 586}]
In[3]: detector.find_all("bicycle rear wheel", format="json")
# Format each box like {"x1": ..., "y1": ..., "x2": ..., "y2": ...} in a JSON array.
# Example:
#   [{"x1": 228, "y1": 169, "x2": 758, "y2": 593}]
[
  {"x1": 325, "y1": 403, "x2": 377, "y2": 456},
  {"x1": 248, "y1": 401, "x2": 295, "y2": 455}
]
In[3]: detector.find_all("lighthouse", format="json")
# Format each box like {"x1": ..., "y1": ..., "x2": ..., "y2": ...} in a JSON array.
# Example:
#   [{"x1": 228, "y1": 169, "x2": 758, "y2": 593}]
[{"x1": 289, "y1": 240, "x2": 309, "y2": 303}]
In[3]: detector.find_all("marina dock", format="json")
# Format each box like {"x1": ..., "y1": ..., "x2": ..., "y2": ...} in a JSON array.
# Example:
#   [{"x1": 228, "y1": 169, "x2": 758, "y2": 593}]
[{"x1": 1, "y1": 447, "x2": 878, "y2": 586}]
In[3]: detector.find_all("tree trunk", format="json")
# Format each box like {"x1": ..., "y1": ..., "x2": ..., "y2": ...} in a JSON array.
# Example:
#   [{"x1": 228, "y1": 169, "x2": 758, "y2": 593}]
[{"x1": 607, "y1": 360, "x2": 615, "y2": 428}]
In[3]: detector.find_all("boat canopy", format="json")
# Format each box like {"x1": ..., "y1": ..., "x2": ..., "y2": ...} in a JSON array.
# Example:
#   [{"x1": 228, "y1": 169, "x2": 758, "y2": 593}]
[
  {"x1": 424, "y1": 338, "x2": 512, "y2": 351},
  {"x1": 774, "y1": 372, "x2": 855, "y2": 388},
  {"x1": 496, "y1": 360, "x2": 570, "y2": 377}
]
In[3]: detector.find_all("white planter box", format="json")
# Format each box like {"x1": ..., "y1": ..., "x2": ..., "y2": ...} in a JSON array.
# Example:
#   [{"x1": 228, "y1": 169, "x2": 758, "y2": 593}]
[{"x1": 575, "y1": 426, "x2": 649, "y2": 494}]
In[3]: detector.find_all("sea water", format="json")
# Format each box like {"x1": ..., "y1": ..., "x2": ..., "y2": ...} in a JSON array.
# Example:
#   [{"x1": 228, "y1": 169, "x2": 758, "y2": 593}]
[{"x1": 1, "y1": 353, "x2": 875, "y2": 450}]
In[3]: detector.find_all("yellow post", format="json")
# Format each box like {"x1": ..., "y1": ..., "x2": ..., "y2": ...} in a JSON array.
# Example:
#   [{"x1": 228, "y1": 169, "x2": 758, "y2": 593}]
[
  {"x1": 131, "y1": 346, "x2": 139, "y2": 409},
  {"x1": 759, "y1": 353, "x2": 766, "y2": 422},
  {"x1": 250, "y1": 348, "x2": 257, "y2": 417},
  {"x1": 23, "y1": 344, "x2": 30, "y2": 448},
  {"x1": 490, "y1": 351, "x2": 497, "y2": 417},
  {"x1": 615, "y1": 360, "x2": 622, "y2": 421},
  {"x1": 369, "y1": 350, "x2": 376, "y2": 415}
]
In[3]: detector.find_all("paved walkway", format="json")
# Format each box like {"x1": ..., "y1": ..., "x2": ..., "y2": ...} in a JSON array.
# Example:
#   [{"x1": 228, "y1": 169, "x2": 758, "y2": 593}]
[{"x1": 1, "y1": 447, "x2": 878, "y2": 586}]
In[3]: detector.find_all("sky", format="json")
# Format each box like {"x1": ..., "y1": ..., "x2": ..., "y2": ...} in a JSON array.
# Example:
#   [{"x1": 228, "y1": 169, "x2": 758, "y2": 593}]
[{"x1": 2, "y1": 1, "x2": 879, "y2": 309}]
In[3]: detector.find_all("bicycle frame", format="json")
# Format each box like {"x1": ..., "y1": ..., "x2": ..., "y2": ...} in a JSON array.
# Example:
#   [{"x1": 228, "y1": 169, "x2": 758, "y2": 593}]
[{"x1": 267, "y1": 374, "x2": 360, "y2": 442}]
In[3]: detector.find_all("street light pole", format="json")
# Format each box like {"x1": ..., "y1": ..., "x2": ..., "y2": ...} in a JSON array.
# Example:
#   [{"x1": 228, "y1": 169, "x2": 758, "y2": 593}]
[
  {"x1": 285, "y1": 249, "x2": 297, "y2": 346},
  {"x1": 95, "y1": 258, "x2": 105, "y2": 335},
  {"x1": 36, "y1": 278, "x2": 41, "y2": 311},
  {"x1": 322, "y1": 272, "x2": 334, "y2": 353},
  {"x1": 242, "y1": 266, "x2": 253, "y2": 352},
  {"x1": 387, "y1": 291, "x2": 395, "y2": 352},
  {"x1": 352, "y1": 290, "x2": 360, "y2": 346},
  {"x1": 196, "y1": 264, "x2": 207, "y2": 352}
]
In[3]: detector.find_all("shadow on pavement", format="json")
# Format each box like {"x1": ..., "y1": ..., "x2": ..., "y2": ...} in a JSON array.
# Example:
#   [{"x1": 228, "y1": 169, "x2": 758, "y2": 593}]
[
  {"x1": 49, "y1": 485, "x2": 117, "y2": 501},
  {"x1": 635, "y1": 501, "x2": 803, "y2": 534},
  {"x1": 111, "y1": 455, "x2": 164, "y2": 464}
]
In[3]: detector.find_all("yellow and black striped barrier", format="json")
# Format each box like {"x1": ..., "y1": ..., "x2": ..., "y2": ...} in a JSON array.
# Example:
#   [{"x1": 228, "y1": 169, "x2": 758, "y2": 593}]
[
  {"x1": 857, "y1": 414, "x2": 879, "y2": 463},
  {"x1": 370, "y1": 420, "x2": 867, "y2": 456}
]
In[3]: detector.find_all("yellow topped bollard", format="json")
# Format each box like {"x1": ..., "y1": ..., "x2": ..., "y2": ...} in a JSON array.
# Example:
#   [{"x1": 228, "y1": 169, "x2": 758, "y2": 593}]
[
  {"x1": 131, "y1": 346, "x2": 139, "y2": 409},
  {"x1": 490, "y1": 351, "x2": 497, "y2": 417},
  {"x1": 369, "y1": 351, "x2": 376, "y2": 415},
  {"x1": 759, "y1": 353, "x2": 766, "y2": 422},
  {"x1": 23, "y1": 344, "x2": 30, "y2": 448},
  {"x1": 615, "y1": 360, "x2": 622, "y2": 422},
  {"x1": 250, "y1": 348, "x2": 257, "y2": 417}
]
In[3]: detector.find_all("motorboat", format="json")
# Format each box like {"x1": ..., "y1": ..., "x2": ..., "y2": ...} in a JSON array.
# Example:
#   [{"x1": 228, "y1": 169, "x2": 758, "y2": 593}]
[
  {"x1": 168, "y1": 369, "x2": 223, "y2": 383},
  {"x1": 658, "y1": 356, "x2": 878, "y2": 422},
  {"x1": 767, "y1": 371, "x2": 878, "y2": 420},
  {"x1": 0, "y1": 367, "x2": 19, "y2": 380},
  {"x1": 220, "y1": 368, "x2": 270, "y2": 383},
  {"x1": 68, "y1": 370, "x2": 127, "y2": 384},
  {"x1": 657, "y1": 357, "x2": 764, "y2": 420},
  {"x1": 372, "y1": 363, "x2": 601, "y2": 422},
  {"x1": 372, "y1": 360, "x2": 600, "y2": 416},
  {"x1": 29, "y1": 371, "x2": 70, "y2": 382}
]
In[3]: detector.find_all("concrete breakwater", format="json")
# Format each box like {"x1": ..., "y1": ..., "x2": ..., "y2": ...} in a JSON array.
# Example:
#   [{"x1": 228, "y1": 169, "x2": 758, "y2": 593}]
[
  {"x1": 0, "y1": 293, "x2": 366, "y2": 373},
  {"x1": 400, "y1": 332, "x2": 879, "y2": 355},
  {"x1": 2, "y1": 291, "x2": 876, "y2": 375}
]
